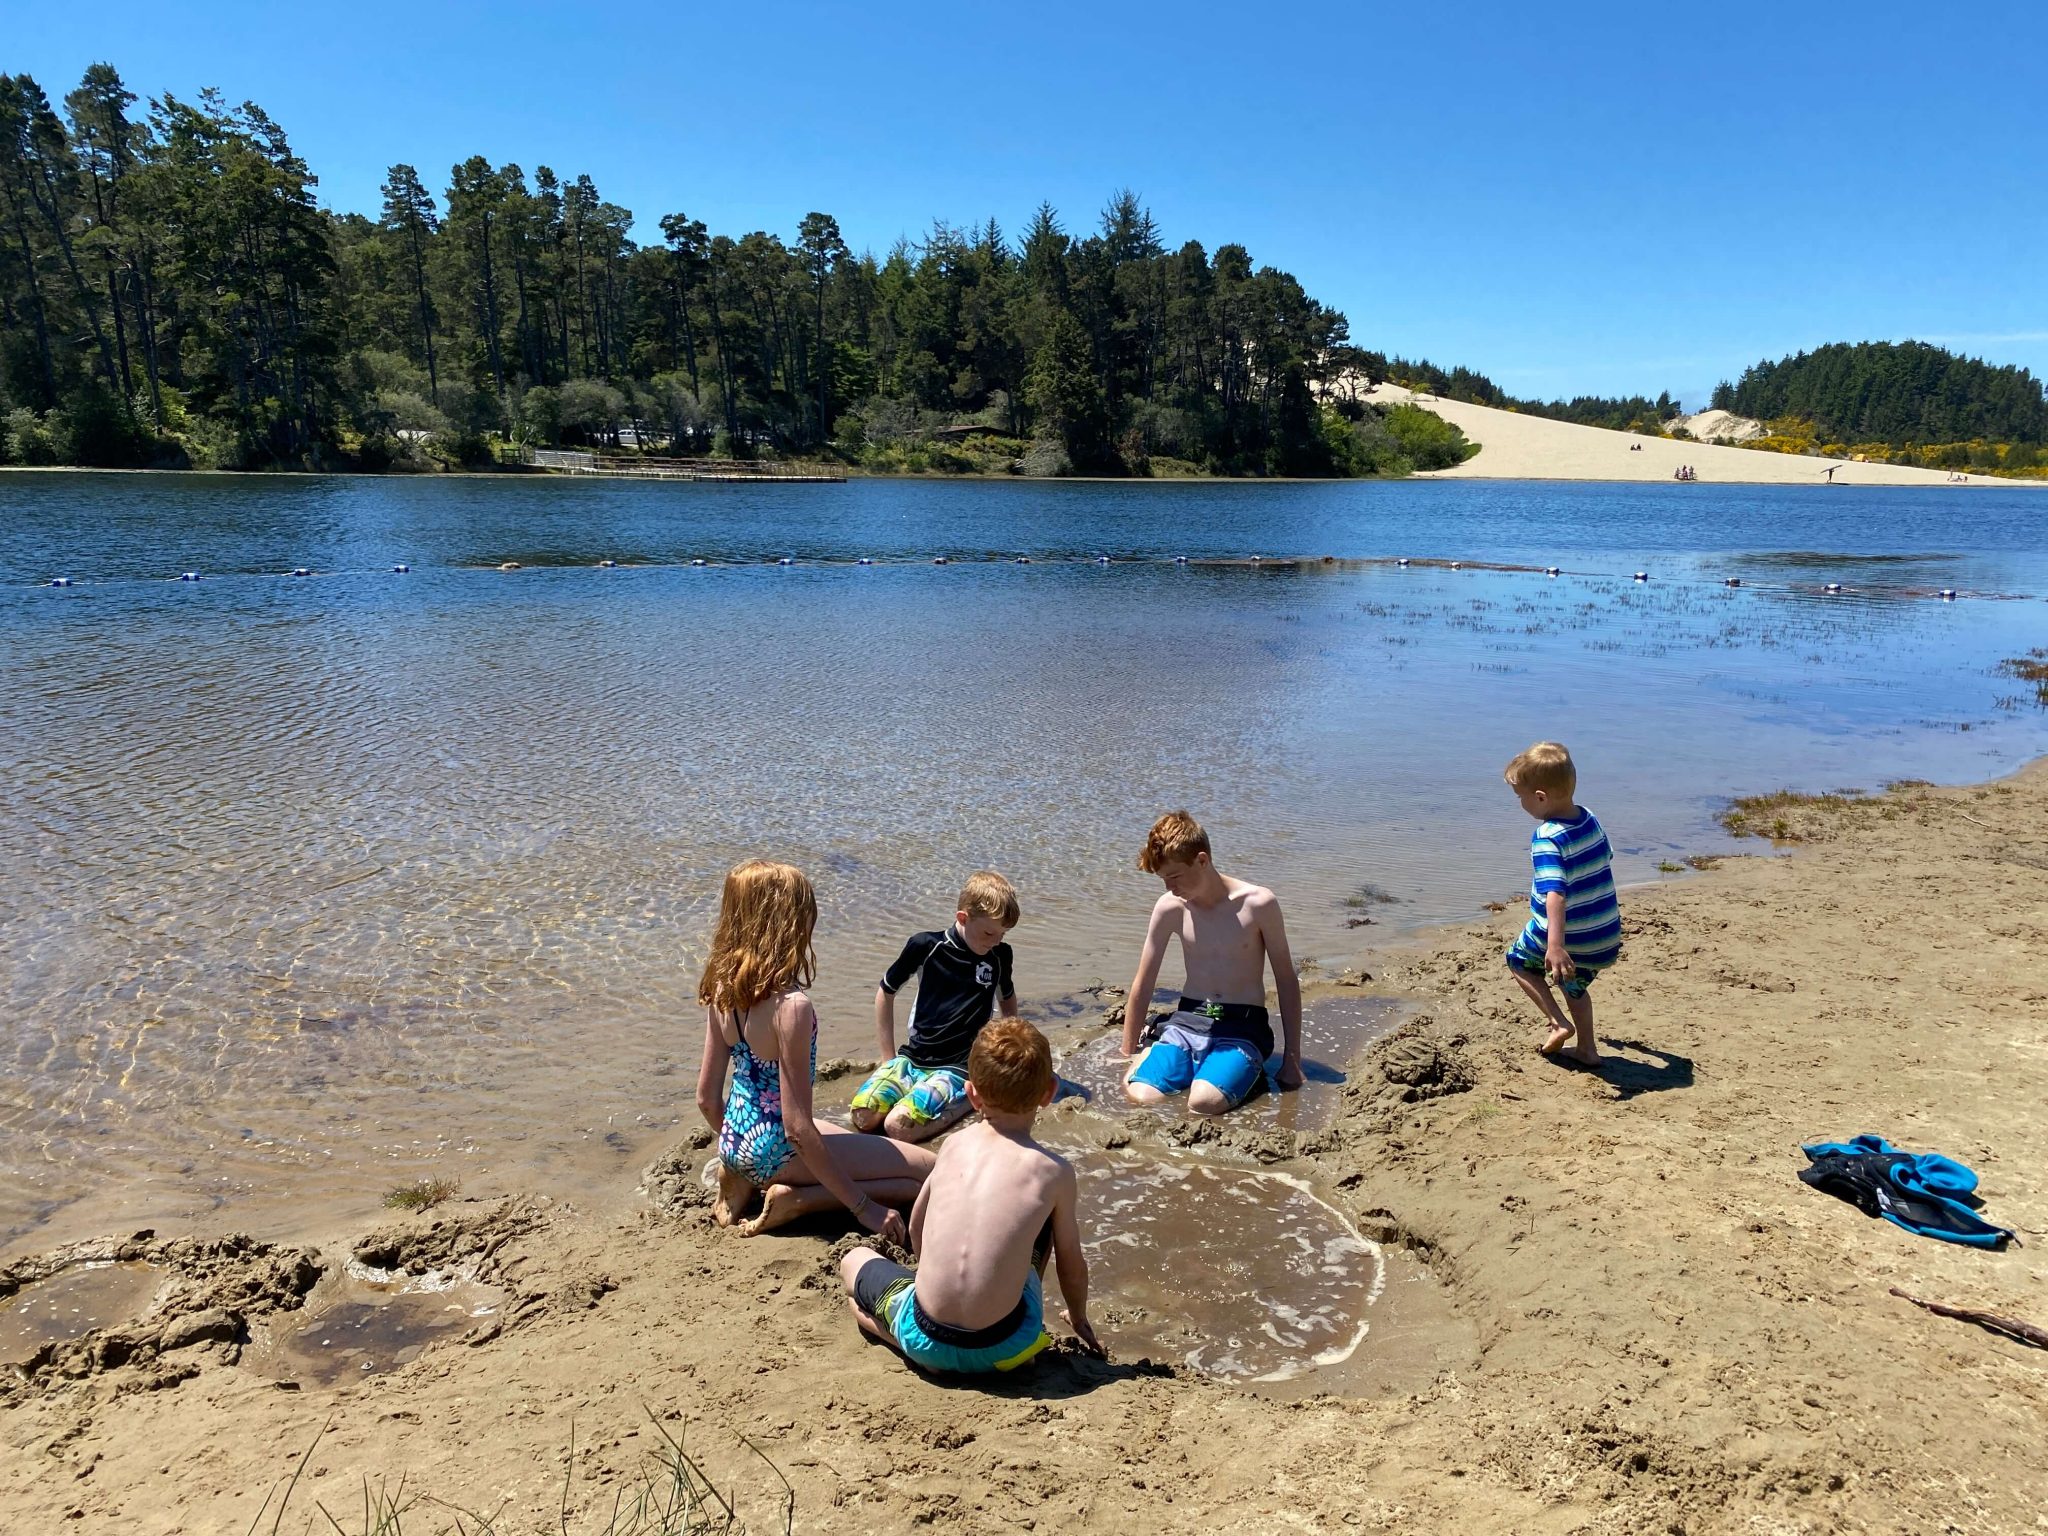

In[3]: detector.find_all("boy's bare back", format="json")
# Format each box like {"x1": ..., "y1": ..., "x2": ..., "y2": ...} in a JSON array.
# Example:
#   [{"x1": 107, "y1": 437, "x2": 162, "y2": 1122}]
[{"x1": 910, "y1": 1121, "x2": 1071, "y2": 1331}]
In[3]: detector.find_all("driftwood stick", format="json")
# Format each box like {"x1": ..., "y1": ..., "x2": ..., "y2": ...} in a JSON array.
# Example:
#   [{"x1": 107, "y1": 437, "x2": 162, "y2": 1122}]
[{"x1": 1890, "y1": 1287, "x2": 2048, "y2": 1349}]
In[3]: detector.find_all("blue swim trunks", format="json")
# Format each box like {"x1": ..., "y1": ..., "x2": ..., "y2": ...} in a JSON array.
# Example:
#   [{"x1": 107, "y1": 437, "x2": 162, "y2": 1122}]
[
  {"x1": 1127, "y1": 1012, "x2": 1269, "y2": 1108},
  {"x1": 1505, "y1": 924, "x2": 1615, "y2": 1000},
  {"x1": 852, "y1": 1258, "x2": 1051, "y2": 1374}
]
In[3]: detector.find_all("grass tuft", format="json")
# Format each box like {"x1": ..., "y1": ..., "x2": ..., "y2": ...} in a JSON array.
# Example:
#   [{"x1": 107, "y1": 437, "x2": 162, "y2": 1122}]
[
  {"x1": 258, "y1": 1411, "x2": 792, "y2": 1535},
  {"x1": 382, "y1": 1177, "x2": 460, "y2": 1213},
  {"x1": 1719, "y1": 788, "x2": 1868, "y2": 842},
  {"x1": 1997, "y1": 649, "x2": 2048, "y2": 705}
]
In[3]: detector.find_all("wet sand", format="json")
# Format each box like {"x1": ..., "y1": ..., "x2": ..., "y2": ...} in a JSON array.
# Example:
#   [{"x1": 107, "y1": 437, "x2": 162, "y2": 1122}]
[{"x1": 2, "y1": 764, "x2": 2046, "y2": 1532}]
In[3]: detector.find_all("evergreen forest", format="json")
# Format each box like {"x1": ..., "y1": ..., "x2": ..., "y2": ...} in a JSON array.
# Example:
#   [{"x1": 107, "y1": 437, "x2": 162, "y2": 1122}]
[
  {"x1": 0, "y1": 64, "x2": 1475, "y2": 478},
  {"x1": 1711, "y1": 342, "x2": 2047, "y2": 462}
]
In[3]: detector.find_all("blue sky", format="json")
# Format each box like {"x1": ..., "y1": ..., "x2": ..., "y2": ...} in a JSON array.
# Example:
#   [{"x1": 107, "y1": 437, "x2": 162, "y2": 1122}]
[{"x1": 12, "y1": 0, "x2": 2046, "y2": 409}]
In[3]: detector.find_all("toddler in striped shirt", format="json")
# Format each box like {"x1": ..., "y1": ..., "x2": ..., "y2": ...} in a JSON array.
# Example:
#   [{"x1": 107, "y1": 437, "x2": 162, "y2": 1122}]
[{"x1": 1503, "y1": 742, "x2": 1622, "y2": 1065}]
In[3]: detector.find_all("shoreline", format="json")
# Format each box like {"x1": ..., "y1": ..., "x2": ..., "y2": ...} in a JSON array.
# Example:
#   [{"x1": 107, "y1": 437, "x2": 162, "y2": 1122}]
[
  {"x1": 8, "y1": 453, "x2": 2045, "y2": 489},
  {"x1": 4, "y1": 759, "x2": 2045, "y2": 1530}
]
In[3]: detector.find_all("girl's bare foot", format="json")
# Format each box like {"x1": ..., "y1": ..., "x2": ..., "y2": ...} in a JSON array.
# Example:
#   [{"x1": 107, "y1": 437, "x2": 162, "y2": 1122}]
[
  {"x1": 739, "y1": 1182, "x2": 802, "y2": 1236},
  {"x1": 1540, "y1": 1024, "x2": 1574, "y2": 1055},
  {"x1": 1569, "y1": 1044, "x2": 1603, "y2": 1066},
  {"x1": 713, "y1": 1164, "x2": 755, "y2": 1228}
]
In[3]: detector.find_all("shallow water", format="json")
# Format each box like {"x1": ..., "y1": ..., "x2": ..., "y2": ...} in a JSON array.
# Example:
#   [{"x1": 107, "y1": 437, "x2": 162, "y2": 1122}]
[
  {"x1": 3, "y1": 473, "x2": 2046, "y2": 1253},
  {"x1": 0, "y1": 1260, "x2": 161, "y2": 1361}
]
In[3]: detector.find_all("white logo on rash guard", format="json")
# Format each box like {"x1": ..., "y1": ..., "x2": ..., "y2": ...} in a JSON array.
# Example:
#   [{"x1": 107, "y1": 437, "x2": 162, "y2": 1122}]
[{"x1": 975, "y1": 961, "x2": 995, "y2": 988}]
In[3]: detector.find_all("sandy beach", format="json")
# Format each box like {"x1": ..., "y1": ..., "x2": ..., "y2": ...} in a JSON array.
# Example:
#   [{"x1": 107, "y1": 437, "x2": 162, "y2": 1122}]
[
  {"x1": 2, "y1": 763, "x2": 2044, "y2": 1532},
  {"x1": 1376, "y1": 385, "x2": 2041, "y2": 487}
]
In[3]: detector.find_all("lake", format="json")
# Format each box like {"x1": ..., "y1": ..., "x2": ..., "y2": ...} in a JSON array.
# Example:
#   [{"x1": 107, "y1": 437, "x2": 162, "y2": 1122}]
[{"x1": 2, "y1": 471, "x2": 2044, "y2": 1254}]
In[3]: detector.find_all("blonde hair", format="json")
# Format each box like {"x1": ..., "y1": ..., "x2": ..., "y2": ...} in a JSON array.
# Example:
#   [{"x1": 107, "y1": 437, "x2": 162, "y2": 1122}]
[
  {"x1": 1137, "y1": 810, "x2": 1210, "y2": 873},
  {"x1": 696, "y1": 860, "x2": 817, "y2": 1014},
  {"x1": 1504, "y1": 741, "x2": 1577, "y2": 798},
  {"x1": 958, "y1": 870, "x2": 1020, "y2": 927},
  {"x1": 969, "y1": 1018, "x2": 1054, "y2": 1114}
]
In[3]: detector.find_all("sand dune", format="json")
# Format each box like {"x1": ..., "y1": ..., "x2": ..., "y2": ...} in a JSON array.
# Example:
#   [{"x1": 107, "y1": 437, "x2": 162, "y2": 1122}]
[{"x1": 1372, "y1": 384, "x2": 2029, "y2": 486}]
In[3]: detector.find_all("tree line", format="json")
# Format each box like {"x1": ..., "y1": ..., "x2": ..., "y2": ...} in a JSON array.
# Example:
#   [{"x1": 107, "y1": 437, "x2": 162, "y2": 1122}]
[
  {"x1": 1710, "y1": 341, "x2": 2047, "y2": 447},
  {"x1": 1376, "y1": 356, "x2": 1685, "y2": 434},
  {"x1": 0, "y1": 64, "x2": 1473, "y2": 478}
]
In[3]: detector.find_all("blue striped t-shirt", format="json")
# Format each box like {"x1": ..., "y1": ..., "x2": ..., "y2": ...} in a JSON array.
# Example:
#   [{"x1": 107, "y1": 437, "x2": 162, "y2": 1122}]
[{"x1": 1526, "y1": 807, "x2": 1622, "y2": 964}]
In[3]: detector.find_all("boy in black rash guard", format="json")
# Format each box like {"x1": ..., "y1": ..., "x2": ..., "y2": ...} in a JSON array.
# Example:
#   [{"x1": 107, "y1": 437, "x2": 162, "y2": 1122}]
[{"x1": 849, "y1": 871, "x2": 1020, "y2": 1143}]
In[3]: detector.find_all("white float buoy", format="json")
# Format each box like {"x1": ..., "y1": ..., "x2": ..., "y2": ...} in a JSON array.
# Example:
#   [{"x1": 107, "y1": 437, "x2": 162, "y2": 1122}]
[
  {"x1": 1095, "y1": 555, "x2": 1111, "y2": 565},
  {"x1": 1824, "y1": 582, "x2": 1842, "y2": 594},
  {"x1": 1175, "y1": 555, "x2": 1189, "y2": 564},
  {"x1": 1450, "y1": 561, "x2": 1462, "y2": 570},
  {"x1": 690, "y1": 558, "x2": 708, "y2": 567},
  {"x1": 932, "y1": 556, "x2": 949, "y2": 565},
  {"x1": 776, "y1": 557, "x2": 793, "y2": 566},
  {"x1": 1725, "y1": 577, "x2": 1741, "y2": 587},
  {"x1": 1014, "y1": 555, "x2": 1032, "y2": 564},
  {"x1": 857, "y1": 557, "x2": 873, "y2": 566},
  {"x1": 392, "y1": 564, "x2": 410, "y2": 574},
  {"x1": 178, "y1": 571, "x2": 200, "y2": 582},
  {"x1": 498, "y1": 561, "x2": 521, "y2": 572},
  {"x1": 598, "y1": 559, "x2": 617, "y2": 569},
  {"x1": 1396, "y1": 558, "x2": 1410, "y2": 567},
  {"x1": 1939, "y1": 589, "x2": 1957, "y2": 600},
  {"x1": 1633, "y1": 572, "x2": 1649, "y2": 582},
  {"x1": 48, "y1": 577, "x2": 72, "y2": 588},
  {"x1": 290, "y1": 567, "x2": 311, "y2": 577},
  {"x1": 1545, "y1": 566, "x2": 1560, "y2": 577}
]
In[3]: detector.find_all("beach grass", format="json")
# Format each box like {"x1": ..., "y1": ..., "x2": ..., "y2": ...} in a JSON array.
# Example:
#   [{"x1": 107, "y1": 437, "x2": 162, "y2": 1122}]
[
  {"x1": 1719, "y1": 788, "x2": 1868, "y2": 842},
  {"x1": 381, "y1": 1177, "x2": 460, "y2": 1213},
  {"x1": 253, "y1": 1414, "x2": 792, "y2": 1535},
  {"x1": 1999, "y1": 649, "x2": 2048, "y2": 705}
]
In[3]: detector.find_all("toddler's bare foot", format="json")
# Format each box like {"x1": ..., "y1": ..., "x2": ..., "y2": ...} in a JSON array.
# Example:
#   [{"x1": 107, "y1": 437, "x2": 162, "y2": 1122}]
[
  {"x1": 1539, "y1": 1024, "x2": 1574, "y2": 1055},
  {"x1": 713, "y1": 1165, "x2": 754, "y2": 1228},
  {"x1": 739, "y1": 1182, "x2": 802, "y2": 1236}
]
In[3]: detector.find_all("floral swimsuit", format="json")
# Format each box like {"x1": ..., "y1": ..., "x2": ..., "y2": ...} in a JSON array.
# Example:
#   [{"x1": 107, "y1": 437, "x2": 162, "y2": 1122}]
[{"x1": 717, "y1": 1008, "x2": 815, "y2": 1187}]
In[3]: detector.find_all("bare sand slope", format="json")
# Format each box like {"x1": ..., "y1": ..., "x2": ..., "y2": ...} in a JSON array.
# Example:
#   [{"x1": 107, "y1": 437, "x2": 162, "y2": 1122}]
[
  {"x1": 3, "y1": 769, "x2": 2046, "y2": 1533},
  {"x1": 1374, "y1": 384, "x2": 2030, "y2": 487}
]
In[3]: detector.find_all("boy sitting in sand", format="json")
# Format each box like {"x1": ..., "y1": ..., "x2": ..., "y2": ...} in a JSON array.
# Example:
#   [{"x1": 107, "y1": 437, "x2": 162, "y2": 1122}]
[
  {"x1": 1121, "y1": 811, "x2": 1303, "y2": 1114},
  {"x1": 1503, "y1": 742, "x2": 1622, "y2": 1065},
  {"x1": 840, "y1": 1018, "x2": 1102, "y2": 1372},
  {"x1": 849, "y1": 871, "x2": 1020, "y2": 1143}
]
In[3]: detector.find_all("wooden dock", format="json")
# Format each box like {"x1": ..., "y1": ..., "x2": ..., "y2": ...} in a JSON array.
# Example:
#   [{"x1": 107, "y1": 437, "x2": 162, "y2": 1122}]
[{"x1": 524, "y1": 448, "x2": 844, "y2": 483}]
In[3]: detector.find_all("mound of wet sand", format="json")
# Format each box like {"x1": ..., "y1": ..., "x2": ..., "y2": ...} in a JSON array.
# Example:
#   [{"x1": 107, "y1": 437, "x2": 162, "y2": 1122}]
[{"x1": 3, "y1": 766, "x2": 2046, "y2": 1532}]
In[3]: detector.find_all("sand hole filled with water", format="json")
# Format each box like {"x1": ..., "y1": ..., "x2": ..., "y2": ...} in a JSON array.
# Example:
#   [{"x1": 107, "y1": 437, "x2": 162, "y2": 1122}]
[
  {"x1": 253, "y1": 1269, "x2": 502, "y2": 1388},
  {"x1": 1050, "y1": 994, "x2": 1404, "y2": 1134},
  {"x1": 0, "y1": 1260, "x2": 162, "y2": 1361},
  {"x1": 1069, "y1": 1153, "x2": 1380, "y2": 1380}
]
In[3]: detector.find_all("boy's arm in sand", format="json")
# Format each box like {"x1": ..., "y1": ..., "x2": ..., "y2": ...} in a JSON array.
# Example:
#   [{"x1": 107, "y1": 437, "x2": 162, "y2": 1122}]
[
  {"x1": 1048, "y1": 1157, "x2": 1102, "y2": 1356},
  {"x1": 1122, "y1": 898, "x2": 1176, "y2": 1055},
  {"x1": 1544, "y1": 891, "x2": 1575, "y2": 982},
  {"x1": 777, "y1": 995, "x2": 905, "y2": 1244},
  {"x1": 694, "y1": 1011, "x2": 729, "y2": 1132},
  {"x1": 1255, "y1": 892, "x2": 1305, "y2": 1089},
  {"x1": 873, "y1": 986, "x2": 896, "y2": 1062}
]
